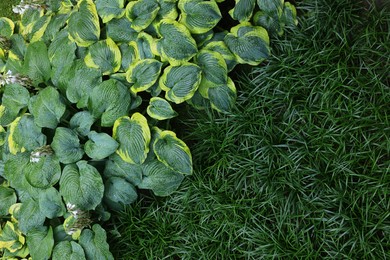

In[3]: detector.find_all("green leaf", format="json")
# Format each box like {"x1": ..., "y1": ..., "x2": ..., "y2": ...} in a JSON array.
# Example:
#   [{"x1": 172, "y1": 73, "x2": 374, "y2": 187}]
[
  {"x1": 156, "y1": 19, "x2": 198, "y2": 65},
  {"x1": 51, "y1": 127, "x2": 84, "y2": 164},
  {"x1": 0, "y1": 17, "x2": 15, "y2": 37},
  {"x1": 104, "y1": 154, "x2": 143, "y2": 186},
  {"x1": 19, "y1": 9, "x2": 42, "y2": 39},
  {"x1": 0, "y1": 221, "x2": 25, "y2": 253},
  {"x1": 208, "y1": 77, "x2": 237, "y2": 112},
  {"x1": 282, "y1": 2, "x2": 298, "y2": 27},
  {"x1": 224, "y1": 22, "x2": 270, "y2": 65},
  {"x1": 7, "y1": 115, "x2": 47, "y2": 155},
  {"x1": 253, "y1": 11, "x2": 283, "y2": 36},
  {"x1": 95, "y1": 0, "x2": 125, "y2": 23},
  {"x1": 106, "y1": 17, "x2": 138, "y2": 43},
  {"x1": 85, "y1": 131, "x2": 119, "y2": 160},
  {"x1": 84, "y1": 38, "x2": 122, "y2": 75},
  {"x1": 119, "y1": 43, "x2": 138, "y2": 71},
  {"x1": 68, "y1": 0, "x2": 100, "y2": 47},
  {"x1": 38, "y1": 187, "x2": 66, "y2": 219},
  {"x1": 26, "y1": 226, "x2": 54, "y2": 260},
  {"x1": 257, "y1": 0, "x2": 284, "y2": 13},
  {"x1": 52, "y1": 241, "x2": 86, "y2": 260},
  {"x1": 139, "y1": 159, "x2": 184, "y2": 196},
  {"x1": 159, "y1": 62, "x2": 202, "y2": 103},
  {"x1": 125, "y1": 0, "x2": 160, "y2": 32},
  {"x1": 153, "y1": 129, "x2": 192, "y2": 175},
  {"x1": 25, "y1": 153, "x2": 61, "y2": 189},
  {"x1": 48, "y1": 29, "x2": 77, "y2": 69},
  {"x1": 28, "y1": 14, "x2": 52, "y2": 43},
  {"x1": 60, "y1": 161, "x2": 104, "y2": 211},
  {"x1": 126, "y1": 59, "x2": 162, "y2": 93},
  {"x1": 69, "y1": 111, "x2": 96, "y2": 137},
  {"x1": 1, "y1": 83, "x2": 30, "y2": 123},
  {"x1": 195, "y1": 49, "x2": 227, "y2": 85},
  {"x1": 44, "y1": 14, "x2": 69, "y2": 41},
  {"x1": 22, "y1": 41, "x2": 51, "y2": 85},
  {"x1": 79, "y1": 224, "x2": 114, "y2": 260},
  {"x1": 203, "y1": 41, "x2": 237, "y2": 72},
  {"x1": 147, "y1": 97, "x2": 178, "y2": 120},
  {"x1": 28, "y1": 87, "x2": 66, "y2": 129},
  {"x1": 229, "y1": 0, "x2": 256, "y2": 22},
  {"x1": 178, "y1": 0, "x2": 222, "y2": 34},
  {"x1": 104, "y1": 177, "x2": 138, "y2": 211},
  {"x1": 0, "y1": 186, "x2": 17, "y2": 216},
  {"x1": 113, "y1": 113, "x2": 151, "y2": 164},
  {"x1": 3, "y1": 153, "x2": 31, "y2": 194},
  {"x1": 18, "y1": 199, "x2": 46, "y2": 234},
  {"x1": 88, "y1": 79, "x2": 131, "y2": 127}
]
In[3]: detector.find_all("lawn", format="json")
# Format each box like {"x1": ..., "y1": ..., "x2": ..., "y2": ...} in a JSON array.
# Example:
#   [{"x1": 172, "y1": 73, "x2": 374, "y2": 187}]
[
  {"x1": 108, "y1": 0, "x2": 389, "y2": 259},
  {"x1": 0, "y1": 0, "x2": 20, "y2": 20}
]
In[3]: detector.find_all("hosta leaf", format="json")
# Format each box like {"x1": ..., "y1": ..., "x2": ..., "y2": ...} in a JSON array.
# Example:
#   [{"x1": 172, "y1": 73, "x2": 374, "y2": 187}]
[
  {"x1": 119, "y1": 43, "x2": 138, "y2": 71},
  {"x1": 159, "y1": 62, "x2": 202, "y2": 103},
  {"x1": 253, "y1": 11, "x2": 283, "y2": 36},
  {"x1": 18, "y1": 199, "x2": 46, "y2": 234},
  {"x1": 178, "y1": 0, "x2": 222, "y2": 34},
  {"x1": 51, "y1": 127, "x2": 84, "y2": 164},
  {"x1": 208, "y1": 77, "x2": 237, "y2": 112},
  {"x1": 68, "y1": 0, "x2": 100, "y2": 47},
  {"x1": 8, "y1": 34, "x2": 27, "y2": 61},
  {"x1": 85, "y1": 131, "x2": 119, "y2": 160},
  {"x1": 22, "y1": 41, "x2": 51, "y2": 85},
  {"x1": 106, "y1": 17, "x2": 138, "y2": 43},
  {"x1": 43, "y1": 14, "x2": 70, "y2": 42},
  {"x1": 113, "y1": 113, "x2": 151, "y2": 164},
  {"x1": 104, "y1": 177, "x2": 138, "y2": 211},
  {"x1": 79, "y1": 224, "x2": 114, "y2": 260},
  {"x1": 0, "y1": 17, "x2": 15, "y2": 37},
  {"x1": 69, "y1": 111, "x2": 96, "y2": 137},
  {"x1": 104, "y1": 154, "x2": 143, "y2": 186},
  {"x1": 192, "y1": 29, "x2": 214, "y2": 47},
  {"x1": 147, "y1": 97, "x2": 178, "y2": 120},
  {"x1": 0, "y1": 186, "x2": 17, "y2": 216},
  {"x1": 0, "y1": 105, "x2": 18, "y2": 127},
  {"x1": 19, "y1": 9, "x2": 43, "y2": 39},
  {"x1": 26, "y1": 226, "x2": 54, "y2": 260},
  {"x1": 38, "y1": 187, "x2": 66, "y2": 219},
  {"x1": 3, "y1": 153, "x2": 31, "y2": 194},
  {"x1": 7, "y1": 115, "x2": 46, "y2": 155},
  {"x1": 29, "y1": 14, "x2": 52, "y2": 43},
  {"x1": 139, "y1": 159, "x2": 184, "y2": 196},
  {"x1": 134, "y1": 32, "x2": 157, "y2": 60},
  {"x1": 60, "y1": 161, "x2": 104, "y2": 210},
  {"x1": 48, "y1": 29, "x2": 77, "y2": 69},
  {"x1": 203, "y1": 41, "x2": 237, "y2": 72},
  {"x1": 153, "y1": 129, "x2": 192, "y2": 175},
  {"x1": 282, "y1": 2, "x2": 298, "y2": 27},
  {"x1": 224, "y1": 23, "x2": 270, "y2": 65},
  {"x1": 52, "y1": 241, "x2": 86, "y2": 260},
  {"x1": 156, "y1": 19, "x2": 198, "y2": 65},
  {"x1": 125, "y1": 0, "x2": 160, "y2": 32},
  {"x1": 195, "y1": 49, "x2": 227, "y2": 85},
  {"x1": 1, "y1": 83, "x2": 30, "y2": 118},
  {"x1": 126, "y1": 59, "x2": 162, "y2": 93},
  {"x1": 257, "y1": 0, "x2": 284, "y2": 13},
  {"x1": 28, "y1": 86, "x2": 66, "y2": 129},
  {"x1": 155, "y1": 0, "x2": 178, "y2": 22},
  {"x1": 25, "y1": 153, "x2": 61, "y2": 189},
  {"x1": 95, "y1": 0, "x2": 125, "y2": 23},
  {"x1": 88, "y1": 79, "x2": 131, "y2": 127},
  {"x1": 84, "y1": 38, "x2": 122, "y2": 75},
  {"x1": 0, "y1": 221, "x2": 25, "y2": 253},
  {"x1": 229, "y1": 0, "x2": 256, "y2": 22}
]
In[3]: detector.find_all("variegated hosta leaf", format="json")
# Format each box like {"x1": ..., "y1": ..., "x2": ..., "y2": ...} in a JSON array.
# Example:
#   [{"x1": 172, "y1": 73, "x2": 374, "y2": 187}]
[
  {"x1": 19, "y1": 9, "x2": 43, "y2": 39},
  {"x1": 0, "y1": 83, "x2": 30, "y2": 126},
  {"x1": 224, "y1": 22, "x2": 270, "y2": 65},
  {"x1": 159, "y1": 62, "x2": 202, "y2": 103},
  {"x1": 104, "y1": 177, "x2": 138, "y2": 211},
  {"x1": 84, "y1": 38, "x2": 121, "y2": 75},
  {"x1": 79, "y1": 224, "x2": 114, "y2": 260},
  {"x1": 69, "y1": 111, "x2": 96, "y2": 137},
  {"x1": 153, "y1": 128, "x2": 192, "y2": 175},
  {"x1": 257, "y1": 0, "x2": 284, "y2": 14},
  {"x1": 208, "y1": 77, "x2": 237, "y2": 112},
  {"x1": 139, "y1": 159, "x2": 185, "y2": 196},
  {"x1": 192, "y1": 29, "x2": 214, "y2": 47},
  {"x1": 203, "y1": 41, "x2": 237, "y2": 72},
  {"x1": 113, "y1": 113, "x2": 151, "y2": 165},
  {"x1": 95, "y1": 0, "x2": 125, "y2": 23},
  {"x1": 52, "y1": 241, "x2": 86, "y2": 260},
  {"x1": 195, "y1": 49, "x2": 227, "y2": 85},
  {"x1": 18, "y1": 199, "x2": 46, "y2": 234},
  {"x1": 147, "y1": 97, "x2": 178, "y2": 120},
  {"x1": 104, "y1": 154, "x2": 143, "y2": 186},
  {"x1": 156, "y1": 19, "x2": 198, "y2": 65},
  {"x1": 178, "y1": 0, "x2": 222, "y2": 34},
  {"x1": 125, "y1": 0, "x2": 160, "y2": 32},
  {"x1": 119, "y1": 43, "x2": 138, "y2": 71},
  {"x1": 0, "y1": 221, "x2": 25, "y2": 253},
  {"x1": 59, "y1": 161, "x2": 104, "y2": 211},
  {"x1": 106, "y1": 17, "x2": 138, "y2": 43},
  {"x1": 186, "y1": 90, "x2": 210, "y2": 110},
  {"x1": 26, "y1": 226, "x2": 54, "y2": 260},
  {"x1": 25, "y1": 152, "x2": 61, "y2": 189},
  {"x1": 48, "y1": 29, "x2": 77, "y2": 69},
  {"x1": 28, "y1": 14, "x2": 52, "y2": 43},
  {"x1": 85, "y1": 131, "x2": 119, "y2": 160},
  {"x1": 126, "y1": 59, "x2": 162, "y2": 93},
  {"x1": 22, "y1": 40, "x2": 51, "y2": 85},
  {"x1": 7, "y1": 115, "x2": 47, "y2": 155},
  {"x1": 154, "y1": 0, "x2": 178, "y2": 22},
  {"x1": 282, "y1": 2, "x2": 298, "y2": 27},
  {"x1": 0, "y1": 186, "x2": 17, "y2": 216},
  {"x1": 134, "y1": 32, "x2": 157, "y2": 60},
  {"x1": 67, "y1": 0, "x2": 100, "y2": 47},
  {"x1": 51, "y1": 127, "x2": 84, "y2": 164},
  {"x1": 43, "y1": 14, "x2": 70, "y2": 42},
  {"x1": 253, "y1": 11, "x2": 283, "y2": 36},
  {"x1": 28, "y1": 86, "x2": 66, "y2": 129},
  {"x1": 229, "y1": 0, "x2": 256, "y2": 22},
  {"x1": 88, "y1": 79, "x2": 131, "y2": 127},
  {"x1": 0, "y1": 17, "x2": 15, "y2": 37}
]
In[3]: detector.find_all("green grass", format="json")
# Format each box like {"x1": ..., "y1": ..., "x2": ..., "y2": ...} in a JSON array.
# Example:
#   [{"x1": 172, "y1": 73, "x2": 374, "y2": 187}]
[
  {"x1": 0, "y1": 0, "x2": 20, "y2": 20},
  {"x1": 109, "y1": 0, "x2": 390, "y2": 258}
]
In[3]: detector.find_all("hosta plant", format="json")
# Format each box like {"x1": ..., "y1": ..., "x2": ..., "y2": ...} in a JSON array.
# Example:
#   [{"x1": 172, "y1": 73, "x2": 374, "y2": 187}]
[{"x1": 0, "y1": 0, "x2": 297, "y2": 258}]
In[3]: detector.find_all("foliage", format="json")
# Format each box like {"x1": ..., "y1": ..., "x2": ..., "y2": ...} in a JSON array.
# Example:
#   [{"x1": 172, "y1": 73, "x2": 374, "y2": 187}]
[{"x1": 0, "y1": 0, "x2": 297, "y2": 258}]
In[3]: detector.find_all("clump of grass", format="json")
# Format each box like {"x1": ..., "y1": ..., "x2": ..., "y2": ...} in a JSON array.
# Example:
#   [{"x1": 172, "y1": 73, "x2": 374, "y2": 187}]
[
  {"x1": 0, "y1": 0, "x2": 21, "y2": 20},
  {"x1": 109, "y1": 0, "x2": 389, "y2": 258}
]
